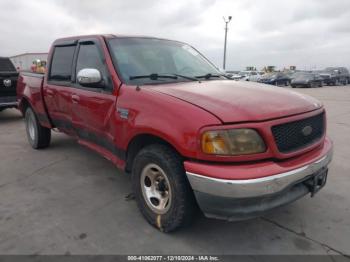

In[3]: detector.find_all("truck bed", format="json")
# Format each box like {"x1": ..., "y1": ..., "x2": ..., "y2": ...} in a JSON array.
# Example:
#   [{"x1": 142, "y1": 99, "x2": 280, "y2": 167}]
[{"x1": 16, "y1": 71, "x2": 51, "y2": 127}]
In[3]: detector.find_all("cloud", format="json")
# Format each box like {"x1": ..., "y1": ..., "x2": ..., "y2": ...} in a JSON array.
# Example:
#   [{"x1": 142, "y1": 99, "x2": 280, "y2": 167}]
[{"x1": 0, "y1": 0, "x2": 349, "y2": 70}]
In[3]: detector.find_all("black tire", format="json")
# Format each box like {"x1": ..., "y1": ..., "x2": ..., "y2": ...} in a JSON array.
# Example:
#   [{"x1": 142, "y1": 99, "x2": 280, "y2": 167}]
[
  {"x1": 132, "y1": 144, "x2": 197, "y2": 232},
  {"x1": 291, "y1": 85, "x2": 296, "y2": 88},
  {"x1": 25, "y1": 107, "x2": 51, "y2": 149}
]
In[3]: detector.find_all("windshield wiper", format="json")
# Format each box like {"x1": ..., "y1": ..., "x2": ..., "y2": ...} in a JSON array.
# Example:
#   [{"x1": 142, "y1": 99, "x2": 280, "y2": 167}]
[
  {"x1": 129, "y1": 74, "x2": 178, "y2": 80},
  {"x1": 195, "y1": 73, "x2": 222, "y2": 80},
  {"x1": 171, "y1": 74, "x2": 198, "y2": 81}
]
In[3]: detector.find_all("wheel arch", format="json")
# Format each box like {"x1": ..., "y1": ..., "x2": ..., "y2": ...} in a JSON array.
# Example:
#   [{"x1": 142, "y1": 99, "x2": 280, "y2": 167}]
[
  {"x1": 18, "y1": 97, "x2": 33, "y2": 116},
  {"x1": 18, "y1": 93, "x2": 53, "y2": 128},
  {"x1": 125, "y1": 133, "x2": 183, "y2": 173}
]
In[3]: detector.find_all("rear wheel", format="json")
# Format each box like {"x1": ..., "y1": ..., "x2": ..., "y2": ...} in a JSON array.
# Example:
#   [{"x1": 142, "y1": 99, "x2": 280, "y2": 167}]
[
  {"x1": 132, "y1": 144, "x2": 197, "y2": 232},
  {"x1": 25, "y1": 107, "x2": 51, "y2": 149}
]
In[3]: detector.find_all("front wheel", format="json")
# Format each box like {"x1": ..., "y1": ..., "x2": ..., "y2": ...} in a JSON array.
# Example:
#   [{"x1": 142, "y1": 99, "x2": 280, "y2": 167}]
[
  {"x1": 25, "y1": 107, "x2": 51, "y2": 149},
  {"x1": 132, "y1": 144, "x2": 197, "y2": 232}
]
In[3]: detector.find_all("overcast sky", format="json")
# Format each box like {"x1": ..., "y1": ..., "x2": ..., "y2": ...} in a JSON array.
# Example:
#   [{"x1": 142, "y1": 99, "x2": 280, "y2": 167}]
[{"x1": 1, "y1": 0, "x2": 349, "y2": 70}]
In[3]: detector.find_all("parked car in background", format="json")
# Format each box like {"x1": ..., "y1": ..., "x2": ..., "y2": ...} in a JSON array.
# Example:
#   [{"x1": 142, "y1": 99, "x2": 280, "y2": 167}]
[
  {"x1": 17, "y1": 34, "x2": 333, "y2": 232},
  {"x1": 291, "y1": 72, "x2": 323, "y2": 88},
  {"x1": 320, "y1": 67, "x2": 350, "y2": 86},
  {"x1": 225, "y1": 72, "x2": 243, "y2": 80},
  {"x1": 0, "y1": 57, "x2": 19, "y2": 112},
  {"x1": 258, "y1": 72, "x2": 290, "y2": 86},
  {"x1": 239, "y1": 71, "x2": 261, "y2": 82}
]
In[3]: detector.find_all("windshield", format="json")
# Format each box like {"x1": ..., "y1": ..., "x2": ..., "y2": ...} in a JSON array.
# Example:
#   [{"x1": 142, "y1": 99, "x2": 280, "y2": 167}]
[{"x1": 108, "y1": 37, "x2": 221, "y2": 85}]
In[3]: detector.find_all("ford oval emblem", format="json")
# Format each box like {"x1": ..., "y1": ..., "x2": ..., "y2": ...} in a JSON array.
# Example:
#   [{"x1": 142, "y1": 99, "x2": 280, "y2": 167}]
[
  {"x1": 302, "y1": 125, "x2": 313, "y2": 136},
  {"x1": 3, "y1": 79, "x2": 12, "y2": 87}
]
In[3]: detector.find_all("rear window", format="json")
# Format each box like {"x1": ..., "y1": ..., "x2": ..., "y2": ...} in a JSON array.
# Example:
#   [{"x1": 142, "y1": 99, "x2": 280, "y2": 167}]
[
  {"x1": 49, "y1": 46, "x2": 76, "y2": 81},
  {"x1": 0, "y1": 57, "x2": 16, "y2": 72}
]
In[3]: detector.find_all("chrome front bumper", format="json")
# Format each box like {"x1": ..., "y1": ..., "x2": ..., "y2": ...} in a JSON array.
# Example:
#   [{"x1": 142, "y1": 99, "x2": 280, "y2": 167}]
[{"x1": 186, "y1": 148, "x2": 333, "y2": 199}]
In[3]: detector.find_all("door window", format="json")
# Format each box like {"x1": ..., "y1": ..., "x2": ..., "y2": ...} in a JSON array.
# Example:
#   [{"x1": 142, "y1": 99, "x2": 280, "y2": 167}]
[
  {"x1": 49, "y1": 45, "x2": 76, "y2": 81},
  {"x1": 76, "y1": 43, "x2": 110, "y2": 89},
  {"x1": 76, "y1": 44, "x2": 105, "y2": 72}
]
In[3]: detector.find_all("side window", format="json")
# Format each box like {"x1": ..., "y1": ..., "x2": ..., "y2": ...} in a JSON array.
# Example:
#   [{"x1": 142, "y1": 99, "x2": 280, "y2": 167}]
[
  {"x1": 49, "y1": 46, "x2": 76, "y2": 81},
  {"x1": 76, "y1": 43, "x2": 108, "y2": 85}
]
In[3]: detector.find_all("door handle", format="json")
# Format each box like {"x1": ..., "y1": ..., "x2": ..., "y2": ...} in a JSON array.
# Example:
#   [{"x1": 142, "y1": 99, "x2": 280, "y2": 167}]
[{"x1": 71, "y1": 94, "x2": 80, "y2": 104}]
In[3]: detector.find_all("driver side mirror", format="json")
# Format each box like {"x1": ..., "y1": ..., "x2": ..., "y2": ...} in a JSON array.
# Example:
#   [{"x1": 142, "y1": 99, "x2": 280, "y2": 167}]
[{"x1": 77, "y1": 68, "x2": 103, "y2": 88}]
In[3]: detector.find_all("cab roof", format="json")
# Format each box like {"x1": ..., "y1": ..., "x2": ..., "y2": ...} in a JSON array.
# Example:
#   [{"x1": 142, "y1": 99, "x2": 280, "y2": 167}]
[{"x1": 53, "y1": 34, "x2": 179, "y2": 46}]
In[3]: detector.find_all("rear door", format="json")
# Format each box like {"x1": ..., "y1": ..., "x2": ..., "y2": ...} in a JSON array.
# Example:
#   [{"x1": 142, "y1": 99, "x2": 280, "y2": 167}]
[
  {"x1": 71, "y1": 39, "x2": 117, "y2": 155},
  {"x1": 44, "y1": 42, "x2": 77, "y2": 135}
]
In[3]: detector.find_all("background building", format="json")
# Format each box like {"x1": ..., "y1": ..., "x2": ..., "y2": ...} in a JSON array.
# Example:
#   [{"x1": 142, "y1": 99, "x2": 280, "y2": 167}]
[{"x1": 10, "y1": 53, "x2": 48, "y2": 71}]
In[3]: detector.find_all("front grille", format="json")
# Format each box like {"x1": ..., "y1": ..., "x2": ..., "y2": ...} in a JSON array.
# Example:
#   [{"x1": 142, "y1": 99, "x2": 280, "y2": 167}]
[
  {"x1": 0, "y1": 77, "x2": 17, "y2": 96},
  {"x1": 272, "y1": 112, "x2": 325, "y2": 153}
]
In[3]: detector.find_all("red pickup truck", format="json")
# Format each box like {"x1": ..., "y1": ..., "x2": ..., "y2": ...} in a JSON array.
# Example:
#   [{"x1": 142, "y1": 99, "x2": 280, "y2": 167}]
[{"x1": 17, "y1": 35, "x2": 333, "y2": 232}]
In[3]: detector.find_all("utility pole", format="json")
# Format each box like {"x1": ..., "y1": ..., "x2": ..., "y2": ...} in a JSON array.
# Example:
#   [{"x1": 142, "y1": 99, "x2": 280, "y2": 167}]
[{"x1": 223, "y1": 16, "x2": 232, "y2": 70}]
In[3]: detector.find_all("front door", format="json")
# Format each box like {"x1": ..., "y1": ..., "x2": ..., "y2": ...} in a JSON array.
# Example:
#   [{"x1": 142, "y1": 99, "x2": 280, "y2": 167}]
[{"x1": 71, "y1": 40, "x2": 118, "y2": 158}]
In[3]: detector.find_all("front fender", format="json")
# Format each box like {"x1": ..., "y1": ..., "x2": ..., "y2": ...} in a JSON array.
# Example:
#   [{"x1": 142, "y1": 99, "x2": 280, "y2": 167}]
[{"x1": 115, "y1": 86, "x2": 221, "y2": 159}]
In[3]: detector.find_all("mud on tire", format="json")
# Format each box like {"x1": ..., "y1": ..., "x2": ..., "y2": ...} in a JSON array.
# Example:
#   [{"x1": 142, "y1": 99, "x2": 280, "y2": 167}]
[{"x1": 132, "y1": 144, "x2": 197, "y2": 232}]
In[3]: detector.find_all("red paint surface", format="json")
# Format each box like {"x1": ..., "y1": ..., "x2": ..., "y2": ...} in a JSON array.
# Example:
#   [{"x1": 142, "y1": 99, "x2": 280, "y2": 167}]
[
  {"x1": 16, "y1": 34, "x2": 332, "y2": 176},
  {"x1": 185, "y1": 137, "x2": 332, "y2": 180}
]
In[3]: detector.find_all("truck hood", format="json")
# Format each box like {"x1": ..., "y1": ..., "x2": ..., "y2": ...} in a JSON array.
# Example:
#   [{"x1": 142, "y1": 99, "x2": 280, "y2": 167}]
[{"x1": 147, "y1": 80, "x2": 322, "y2": 123}]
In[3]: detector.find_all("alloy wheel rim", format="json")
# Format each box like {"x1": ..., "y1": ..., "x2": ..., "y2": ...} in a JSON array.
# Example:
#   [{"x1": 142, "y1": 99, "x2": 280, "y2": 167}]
[
  {"x1": 27, "y1": 113, "x2": 35, "y2": 141},
  {"x1": 140, "y1": 163, "x2": 172, "y2": 214}
]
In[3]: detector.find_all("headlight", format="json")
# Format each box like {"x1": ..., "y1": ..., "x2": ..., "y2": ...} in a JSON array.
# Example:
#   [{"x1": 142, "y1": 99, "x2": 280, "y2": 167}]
[{"x1": 201, "y1": 129, "x2": 266, "y2": 155}]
